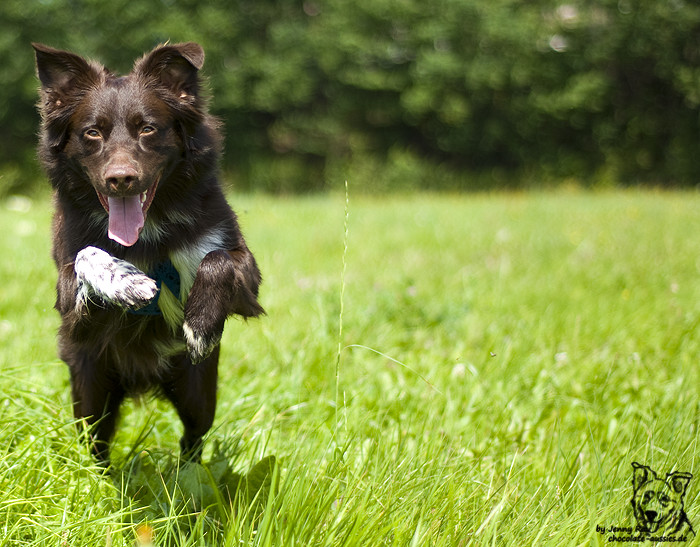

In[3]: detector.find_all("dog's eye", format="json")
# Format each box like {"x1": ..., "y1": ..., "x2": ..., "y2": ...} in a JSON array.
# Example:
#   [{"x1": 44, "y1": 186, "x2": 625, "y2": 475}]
[
  {"x1": 140, "y1": 125, "x2": 156, "y2": 136},
  {"x1": 84, "y1": 129, "x2": 102, "y2": 140}
]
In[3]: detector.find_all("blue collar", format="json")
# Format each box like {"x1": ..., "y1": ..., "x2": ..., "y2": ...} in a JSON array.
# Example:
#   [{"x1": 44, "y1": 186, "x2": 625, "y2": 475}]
[{"x1": 130, "y1": 259, "x2": 181, "y2": 316}]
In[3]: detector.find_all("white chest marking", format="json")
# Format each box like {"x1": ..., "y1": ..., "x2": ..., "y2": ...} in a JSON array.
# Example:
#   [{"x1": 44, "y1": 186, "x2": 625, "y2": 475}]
[{"x1": 169, "y1": 227, "x2": 228, "y2": 301}]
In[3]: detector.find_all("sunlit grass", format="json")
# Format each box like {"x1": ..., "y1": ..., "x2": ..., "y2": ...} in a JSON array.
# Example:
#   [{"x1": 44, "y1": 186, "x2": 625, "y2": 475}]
[{"x1": 1, "y1": 188, "x2": 700, "y2": 544}]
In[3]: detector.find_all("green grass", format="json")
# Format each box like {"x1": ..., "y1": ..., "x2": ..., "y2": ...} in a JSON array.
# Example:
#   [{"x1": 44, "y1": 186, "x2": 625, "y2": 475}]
[{"x1": 2, "y1": 188, "x2": 700, "y2": 545}]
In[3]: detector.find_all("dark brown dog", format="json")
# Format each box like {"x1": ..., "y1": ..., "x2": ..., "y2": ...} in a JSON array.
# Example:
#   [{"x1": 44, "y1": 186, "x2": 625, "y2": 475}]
[{"x1": 33, "y1": 42, "x2": 264, "y2": 465}]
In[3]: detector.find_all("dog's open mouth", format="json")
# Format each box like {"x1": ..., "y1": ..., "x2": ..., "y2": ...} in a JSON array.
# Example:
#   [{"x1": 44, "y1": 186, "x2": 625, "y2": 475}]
[{"x1": 96, "y1": 180, "x2": 158, "y2": 247}]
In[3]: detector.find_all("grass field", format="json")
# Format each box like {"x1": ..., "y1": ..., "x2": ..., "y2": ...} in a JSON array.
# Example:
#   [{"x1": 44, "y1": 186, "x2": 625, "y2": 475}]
[{"x1": 1, "y1": 188, "x2": 700, "y2": 545}]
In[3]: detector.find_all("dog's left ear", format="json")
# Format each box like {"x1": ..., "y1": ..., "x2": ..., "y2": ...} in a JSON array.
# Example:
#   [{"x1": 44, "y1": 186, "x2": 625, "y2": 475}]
[
  {"x1": 135, "y1": 42, "x2": 204, "y2": 102},
  {"x1": 667, "y1": 471, "x2": 693, "y2": 496}
]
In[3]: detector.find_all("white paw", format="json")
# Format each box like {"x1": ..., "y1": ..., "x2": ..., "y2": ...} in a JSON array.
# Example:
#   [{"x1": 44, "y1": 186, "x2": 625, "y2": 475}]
[
  {"x1": 183, "y1": 321, "x2": 219, "y2": 364},
  {"x1": 75, "y1": 246, "x2": 158, "y2": 310}
]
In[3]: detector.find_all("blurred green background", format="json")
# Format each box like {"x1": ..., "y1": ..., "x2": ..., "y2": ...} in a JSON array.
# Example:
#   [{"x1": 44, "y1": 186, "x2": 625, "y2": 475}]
[{"x1": 3, "y1": 0, "x2": 700, "y2": 194}]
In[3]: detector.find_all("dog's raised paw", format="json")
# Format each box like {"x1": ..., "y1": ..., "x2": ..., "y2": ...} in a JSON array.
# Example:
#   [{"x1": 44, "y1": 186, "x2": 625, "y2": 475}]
[
  {"x1": 75, "y1": 246, "x2": 158, "y2": 310},
  {"x1": 182, "y1": 321, "x2": 220, "y2": 364}
]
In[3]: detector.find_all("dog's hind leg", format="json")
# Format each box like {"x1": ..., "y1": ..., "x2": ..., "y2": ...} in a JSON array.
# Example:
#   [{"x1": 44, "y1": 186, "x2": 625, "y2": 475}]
[
  {"x1": 66, "y1": 351, "x2": 125, "y2": 465},
  {"x1": 161, "y1": 348, "x2": 219, "y2": 461}
]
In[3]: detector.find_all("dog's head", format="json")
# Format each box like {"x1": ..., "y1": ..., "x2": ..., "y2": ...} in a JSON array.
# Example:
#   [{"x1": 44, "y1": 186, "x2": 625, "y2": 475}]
[
  {"x1": 631, "y1": 462, "x2": 692, "y2": 534},
  {"x1": 33, "y1": 42, "x2": 217, "y2": 247}
]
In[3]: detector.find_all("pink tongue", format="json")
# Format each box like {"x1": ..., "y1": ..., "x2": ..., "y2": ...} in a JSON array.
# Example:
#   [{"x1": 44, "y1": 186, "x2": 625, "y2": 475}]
[{"x1": 107, "y1": 196, "x2": 144, "y2": 247}]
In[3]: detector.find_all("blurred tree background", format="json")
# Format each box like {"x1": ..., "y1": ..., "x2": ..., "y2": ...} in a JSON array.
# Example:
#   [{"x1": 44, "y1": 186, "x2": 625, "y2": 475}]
[{"x1": 2, "y1": 0, "x2": 700, "y2": 194}]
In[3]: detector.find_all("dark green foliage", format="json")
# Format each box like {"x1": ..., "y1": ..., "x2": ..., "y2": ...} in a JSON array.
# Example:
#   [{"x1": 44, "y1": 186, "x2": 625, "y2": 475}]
[{"x1": 4, "y1": 0, "x2": 700, "y2": 193}]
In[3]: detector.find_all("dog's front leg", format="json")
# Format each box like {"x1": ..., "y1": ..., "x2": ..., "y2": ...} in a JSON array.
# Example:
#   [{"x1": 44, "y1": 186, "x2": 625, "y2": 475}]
[
  {"x1": 183, "y1": 248, "x2": 264, "y2": 363},
  {"x1": 73, "y1": 246, "x2": 158, "y2": 311}
]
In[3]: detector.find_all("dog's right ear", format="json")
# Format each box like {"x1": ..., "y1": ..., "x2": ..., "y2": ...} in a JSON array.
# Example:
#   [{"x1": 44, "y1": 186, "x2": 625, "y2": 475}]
[
  {"x1": 632, "y1": 462, "x2": 657, "y2": 491},
  {"x1": 33, "y1": 44, "x2": 106, "y2": 151},
  {"x1": 33, "y1": 44, "x2": 105, "y2": 110}
]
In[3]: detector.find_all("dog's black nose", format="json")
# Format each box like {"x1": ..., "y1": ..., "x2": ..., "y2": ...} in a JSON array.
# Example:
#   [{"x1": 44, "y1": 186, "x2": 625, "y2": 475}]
[
  {"x1": 106, "y1": 174, "x2": 139, "y2": 194},
  {"x1": 104, "y1": 153, "x2": 140, "y2": 194},
  {"x1": 645, "y1": 510, "x2": 658, "y2": 522},
  {"x1": 105, "y1": 169, "x2": 139, "y2": 193}
]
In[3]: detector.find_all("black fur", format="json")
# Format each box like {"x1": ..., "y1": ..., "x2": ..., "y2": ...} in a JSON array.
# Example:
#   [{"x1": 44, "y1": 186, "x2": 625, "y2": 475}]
[{"x1": 34, "y1": 42, "x2": 264, "y2": 464}]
